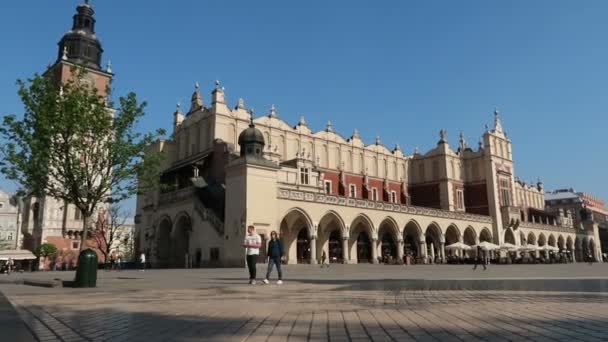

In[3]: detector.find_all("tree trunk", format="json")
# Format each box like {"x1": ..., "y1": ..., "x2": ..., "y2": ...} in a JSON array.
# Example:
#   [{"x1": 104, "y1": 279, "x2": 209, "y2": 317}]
[
  {"x1": 61, "y1": 200, "x2": 68, "y2": 238},
  {"x1": 80, "y1": 214, "x2": 91, "y2": 252}
]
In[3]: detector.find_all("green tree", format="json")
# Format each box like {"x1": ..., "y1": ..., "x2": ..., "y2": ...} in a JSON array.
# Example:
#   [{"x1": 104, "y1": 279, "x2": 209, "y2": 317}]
[
  {"x1": 0, "y1": 68, "x2": 164, "y2": 250},
  {"x1": 35, "y1": 243, "x2": 58, "y2": 259}
]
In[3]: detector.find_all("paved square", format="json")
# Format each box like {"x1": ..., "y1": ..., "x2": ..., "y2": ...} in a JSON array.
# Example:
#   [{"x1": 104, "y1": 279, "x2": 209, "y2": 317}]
[{"x1": 2, "y1": 264, "x2": 608, "y2": 341}]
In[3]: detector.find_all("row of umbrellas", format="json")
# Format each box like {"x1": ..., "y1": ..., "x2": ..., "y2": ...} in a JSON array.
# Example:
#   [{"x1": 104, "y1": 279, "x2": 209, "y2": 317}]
[{"x1": 445, "y1": 241, "x2": 562, "y2": 252}]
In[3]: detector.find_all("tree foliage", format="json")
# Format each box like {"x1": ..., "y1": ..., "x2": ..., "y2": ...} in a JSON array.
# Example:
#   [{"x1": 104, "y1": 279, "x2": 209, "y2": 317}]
[
  {"x1": 35, "y1": 243, "x2": 58, "y2": 258},
  {"x1": 0, "y1": 68, "x2": 164, "y2": 247}
]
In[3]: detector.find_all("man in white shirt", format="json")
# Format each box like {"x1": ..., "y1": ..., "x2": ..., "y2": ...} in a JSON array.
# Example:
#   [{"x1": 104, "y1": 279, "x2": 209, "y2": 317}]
[
  {"x1": 242, "y1": 225, "x2": 262, "y2": 284},
  {"x1": 140, "y1": 253, "x2": 146, "y2": 271}
]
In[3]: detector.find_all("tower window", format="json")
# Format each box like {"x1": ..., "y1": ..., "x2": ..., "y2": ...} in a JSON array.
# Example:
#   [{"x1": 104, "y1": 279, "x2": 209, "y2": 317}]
[
  {"x1": 372, "y1": 188, "x2": 379, "y2": 201},
  {"x1": 499, "y1": 177, "x2": 511, "y2": 207},
  {"x1": 456, "y1": 189, "x2": 464, "y2": 210},
  {"x1": 391, "y1": 191, "x2": 398, "y2": 204}
]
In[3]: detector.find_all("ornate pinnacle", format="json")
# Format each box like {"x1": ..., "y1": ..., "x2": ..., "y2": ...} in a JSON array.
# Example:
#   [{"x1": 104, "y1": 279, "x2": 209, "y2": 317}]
[{"x1": 326, "y1": 121, "x2": 334, "y2": 132}]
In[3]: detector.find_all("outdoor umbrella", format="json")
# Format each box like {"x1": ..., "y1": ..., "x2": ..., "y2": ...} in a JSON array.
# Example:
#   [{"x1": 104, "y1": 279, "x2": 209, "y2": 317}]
[
  {"x1": 499, "y1": 243, "x2": 520, "y2": 251},
  {"x1": 519, "y1": 244, "x2": 538, "y2": 252},
  {"x1": 445, "y1": 242, "x2": 472, "y2": 250},
  {"x1": 474, "y1": 241, "x2": 500, "y2": 251}
]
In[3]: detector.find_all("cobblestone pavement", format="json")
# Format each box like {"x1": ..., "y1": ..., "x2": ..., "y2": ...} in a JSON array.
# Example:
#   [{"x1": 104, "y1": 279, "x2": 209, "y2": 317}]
[{"x1": 2, "y1": 264, "x2": 608, "y2": 341}]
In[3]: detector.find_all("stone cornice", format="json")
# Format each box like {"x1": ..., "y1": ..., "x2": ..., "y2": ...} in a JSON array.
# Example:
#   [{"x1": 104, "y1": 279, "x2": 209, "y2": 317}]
[{"x1": 277, "y1": 188, "x2": 493, "y2": 224}]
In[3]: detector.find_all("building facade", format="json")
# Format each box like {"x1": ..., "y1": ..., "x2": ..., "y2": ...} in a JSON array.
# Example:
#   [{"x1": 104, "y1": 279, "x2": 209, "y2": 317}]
[
  {"x1": 134, "y1": 79, "x2": 604, "y2": 266},
  {"x1": 0, "y1": 190, "x2": 20, "y2": 250},
  {"x1": 19, "y1": 2, "x2": 112, "y2": 257},
  {"x1": 546, "y1": 189, "x2": 608, "y2": 260}
]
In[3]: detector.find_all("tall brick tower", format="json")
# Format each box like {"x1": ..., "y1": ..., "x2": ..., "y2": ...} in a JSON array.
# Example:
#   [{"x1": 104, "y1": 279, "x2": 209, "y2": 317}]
[{"x1": 21, "y1": 1, "x2": 112, "y2": 257}]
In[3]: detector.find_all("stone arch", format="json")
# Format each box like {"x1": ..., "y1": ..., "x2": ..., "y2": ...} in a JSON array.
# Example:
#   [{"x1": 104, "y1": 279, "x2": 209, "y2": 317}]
[
  {"x1": 557, "y1": 235, "x2": 565, "y2": 251},
  {"x1": 171, "y1": 213, "x2": 192, "y2": 268},
  {"x1": 519, "y1": 231, "x2": 527, "y2": 245},
  {"x1": 479, "y1": 228, "x2": 492, "y2": 242},
  {"x1": 425, "y1": 222, "x2": 443, "y2": 262},
  {"x1": 504, "y1": 228, "x2": 516, "y2": 245},
  {"x1": 280, "y1": 207, "x2": 314, "y2": 264},
  {"x1": 463, "y1": 226, "x2": 477, "y2": 246},
  {"x1": 575, "y1": 236, "x2": 583, "y2": 261},
  {"x1": 378, "y1": 217, "x2": 400, "y2": 262},
  {"x1": 548, "y1": 234, "x2": 557, "y2": 247},
  {"x1": 349, "y1": 214, "x2": 375, "y2": 263},
  {"x1": 538, "y1": 233, "x2": 547, "y2": 247},
  {"x1": 156, "y1": 215, "x2": 172, "y2": 268},
  {"x1": 527, "y1": 232, "x2": 537, "y2": 245},
  {"x1": 444, "y1": 224, "x2": 461, "y2": 245},
  {"x1": 403, "y1": 219, "x2": 423, "y2": 259},
  {"x1": 317, "y1": 211, "x2": 347, "y2": 263}
]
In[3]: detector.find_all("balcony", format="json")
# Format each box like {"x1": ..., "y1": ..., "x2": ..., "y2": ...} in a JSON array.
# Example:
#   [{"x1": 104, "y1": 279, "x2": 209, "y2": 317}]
[{"x1": 158, "y1": 187, "x2": 196, "y2": 205}]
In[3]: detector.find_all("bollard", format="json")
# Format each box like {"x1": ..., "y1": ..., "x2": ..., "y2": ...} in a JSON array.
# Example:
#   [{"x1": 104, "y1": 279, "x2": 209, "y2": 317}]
[{"x1": 74, "y1": 249, "x2": 98, "y2": 287}]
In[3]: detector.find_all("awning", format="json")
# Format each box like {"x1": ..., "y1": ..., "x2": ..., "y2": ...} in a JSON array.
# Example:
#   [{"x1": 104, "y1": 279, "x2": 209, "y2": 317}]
[
  {"x1": 445, "y1": 242, "x2": 472, "y2": 250},
  {"x1": 0, "y1": 250, "x2": 37, "y2": 261}
]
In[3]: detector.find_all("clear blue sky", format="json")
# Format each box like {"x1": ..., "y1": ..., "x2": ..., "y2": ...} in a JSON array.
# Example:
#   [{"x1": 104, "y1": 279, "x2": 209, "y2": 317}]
[{"x1": 1, "y1": 0, "x2": 607, "y2": 213}]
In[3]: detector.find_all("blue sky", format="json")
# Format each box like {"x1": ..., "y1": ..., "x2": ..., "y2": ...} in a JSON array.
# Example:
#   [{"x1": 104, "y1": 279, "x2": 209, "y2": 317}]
[{"x1": 1, "y1": 0, "x2": 607, "y2": 213}]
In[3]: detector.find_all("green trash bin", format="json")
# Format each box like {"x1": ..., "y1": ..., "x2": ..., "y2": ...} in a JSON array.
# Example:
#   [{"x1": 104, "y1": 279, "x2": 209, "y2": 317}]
[{"x1": 74, "y1": 248, "x2": 98, "y2": 287}]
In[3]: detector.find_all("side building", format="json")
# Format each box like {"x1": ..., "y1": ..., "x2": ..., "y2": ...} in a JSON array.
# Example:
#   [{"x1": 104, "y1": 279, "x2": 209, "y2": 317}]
[
  {"x1": 135, "y1": 82, "x2": 604, "y2": 267},
  {"x1": 0, "y1": 190, "x2": 20, "y2": 250}
]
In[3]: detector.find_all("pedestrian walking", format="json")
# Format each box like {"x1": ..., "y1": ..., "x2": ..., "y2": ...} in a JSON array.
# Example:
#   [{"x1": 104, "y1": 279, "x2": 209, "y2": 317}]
[
  {"x1": 263, "y1": 231, "x2": 284, "y2": 285},
  {"x1": 7, "y1": 258, "x2": 14, "y2": 275},
  {"x1": 116, "y1": 256, "x2": 122, "y2": 271},
  {"x1": 473, "y1": 246, "x2": 486, "y2": 270},
  {"x1": 320, "y1": 251, "x2": 330, "y2": 268},
  {"x1": 139, "y1": 252, "x2": 146, "y2": 271},
  {"x1": 242, "y1": 225, "x2": 262, "y2": 284}
]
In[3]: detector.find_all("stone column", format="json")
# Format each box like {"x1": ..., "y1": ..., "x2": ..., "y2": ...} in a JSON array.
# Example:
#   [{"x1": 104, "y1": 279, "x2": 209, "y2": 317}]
[
  {"x1": 342, "y1": 237, "x2": 349, "y2": 264},
  {"x1": 571, "y1": 248, "x2": 576, "y2": 263},
  {"x1": 397, "y1": 239, "x2": 404, "y2": 263},
  {"x1": 420, "y1": 241, "x2": 427, "y2": 263},
  {"x1": 430, "y1": 243, "x2": 435, "y2": 263},
  {"x1": 371, "y1": 238, "x2": 379, "y2": 264},
  {"x1": 440, "y1": 242, "x2": 445, "y2": 263},
  {"x1": 310, "y1": 236, "x2": 317, "y2": 264}
]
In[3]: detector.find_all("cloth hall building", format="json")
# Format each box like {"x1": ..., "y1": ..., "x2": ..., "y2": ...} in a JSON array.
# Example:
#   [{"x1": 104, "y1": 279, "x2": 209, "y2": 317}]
[{"x1": 135, "y1": 82, "x2": 604, "y2": 267}]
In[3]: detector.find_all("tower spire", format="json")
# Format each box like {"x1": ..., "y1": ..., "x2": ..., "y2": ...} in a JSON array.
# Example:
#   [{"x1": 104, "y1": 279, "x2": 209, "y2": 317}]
[{"x1": 57, "y1": 1, "x2": 103, "y2": 69}]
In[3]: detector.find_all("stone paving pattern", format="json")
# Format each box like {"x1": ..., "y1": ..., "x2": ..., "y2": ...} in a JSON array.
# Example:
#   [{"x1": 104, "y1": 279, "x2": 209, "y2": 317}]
[{"x1": 2, "y1": 264, "x2": 608, "y2": 342}]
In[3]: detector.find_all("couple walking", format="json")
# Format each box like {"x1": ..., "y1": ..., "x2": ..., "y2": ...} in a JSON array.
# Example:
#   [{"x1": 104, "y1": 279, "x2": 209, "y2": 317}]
[{"x1": 242, "y1": 225, "x2": 284, "y2": 285}]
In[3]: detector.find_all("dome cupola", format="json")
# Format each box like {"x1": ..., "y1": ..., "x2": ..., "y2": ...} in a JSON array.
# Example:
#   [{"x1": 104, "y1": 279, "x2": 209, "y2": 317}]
[
  {"x1": 57, "y1": 1, "x2": 103, "y2": 70},
  {"x1": 238, "y1": 114, "x2": 265, "y2": 158}
]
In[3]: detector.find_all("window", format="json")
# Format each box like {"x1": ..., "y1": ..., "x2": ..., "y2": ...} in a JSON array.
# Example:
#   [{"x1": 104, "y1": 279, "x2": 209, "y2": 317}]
[
  {"x1": 300, "y1": 167, "x2": 309, "y2": 185},
  {"x1": 372, "y1": 188, "x2": 379, "y2": 201},
  {"x1": 349, "y1": 184, "x2": 357, "y2": 198},
  {"x1": 324, "y1": 180, "x2": 332, "y2": 195},
  {"x1": 74, "y1": 208, "x2": 82, "y2": 221},
  {"x1": 7, "y1": 233, "x2": 12, "y2": 241},
  {"x1": 72, "y1": 241, "x2": 80, "y2": 250},
  {"x1": 456, "y1": 189, "x2": 464, "y2": 210},
  {"x1": 391, "y1": 191, "x2": 397, "y2": 204},
  {"x1": 499, "y1": 177, "x2": 511, "y2": 207}
]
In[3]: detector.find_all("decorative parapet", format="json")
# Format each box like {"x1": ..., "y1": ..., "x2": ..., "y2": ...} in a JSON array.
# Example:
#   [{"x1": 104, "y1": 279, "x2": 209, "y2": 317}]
[
  {"x1": 158, "y1": 187, "x2": 196, "y2": 205},
  {"x1": 277, "y1": 188, "x2": 493, "y2": 224},
  {"x1": 519, "y1": 221, "x2": 575, "y2": 234}
]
